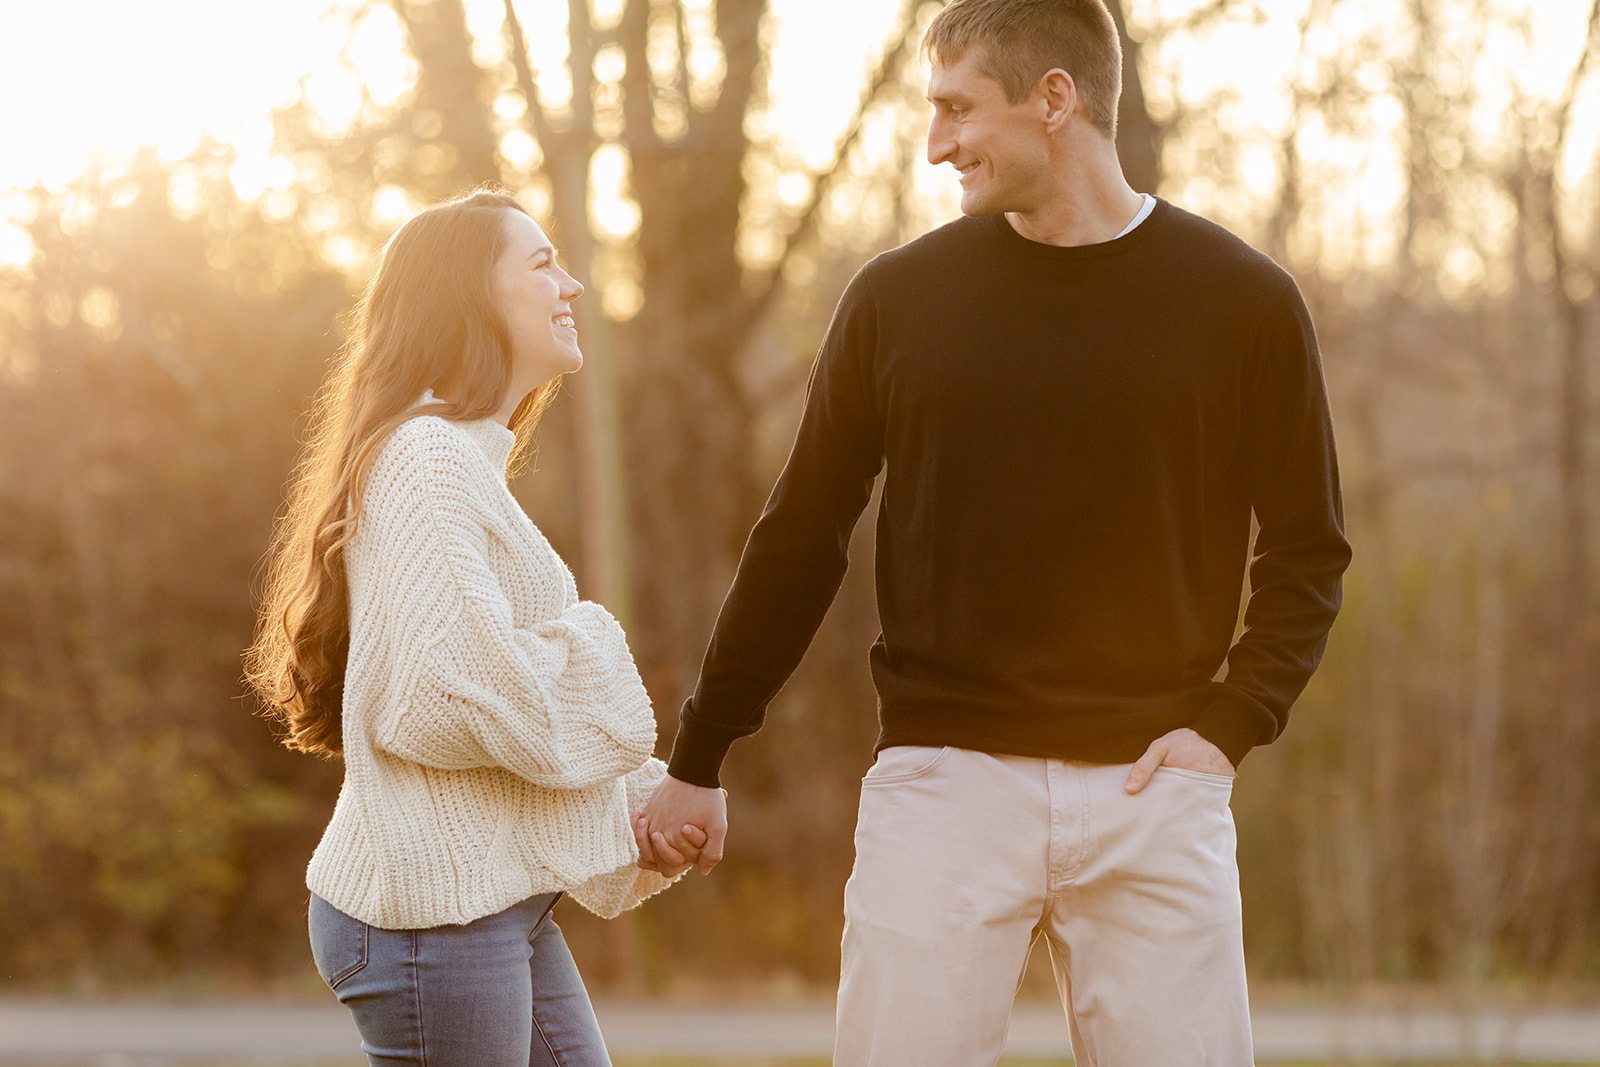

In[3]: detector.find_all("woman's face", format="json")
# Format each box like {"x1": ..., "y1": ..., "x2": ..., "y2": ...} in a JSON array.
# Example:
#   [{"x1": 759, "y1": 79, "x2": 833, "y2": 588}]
[{"x1": 490, "y1": 209, "x2": 584, "y2": 394}]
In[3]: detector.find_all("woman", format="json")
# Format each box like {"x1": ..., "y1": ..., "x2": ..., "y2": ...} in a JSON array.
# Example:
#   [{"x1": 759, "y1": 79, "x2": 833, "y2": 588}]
[{"x1": 245, "y1": 187, "x2": 700, "y2": 1066}]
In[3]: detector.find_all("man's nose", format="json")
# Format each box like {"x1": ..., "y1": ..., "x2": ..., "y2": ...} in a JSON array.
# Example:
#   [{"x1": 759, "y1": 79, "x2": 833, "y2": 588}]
[{"x1": 927, "y1": 117, "x2": 956, "y2": 166}]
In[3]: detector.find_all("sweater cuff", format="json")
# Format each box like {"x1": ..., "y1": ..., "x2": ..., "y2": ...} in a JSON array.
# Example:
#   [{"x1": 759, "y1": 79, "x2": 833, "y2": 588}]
[
  {"x1": 665, "y1": 704, "x2": 748, "y2": 789},
  {"x1": 1189, "y1": 686, "x2": 1275, "y2": 769}
]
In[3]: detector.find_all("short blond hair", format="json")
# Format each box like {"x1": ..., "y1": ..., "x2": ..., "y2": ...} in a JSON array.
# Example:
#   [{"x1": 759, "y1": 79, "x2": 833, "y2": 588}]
[{"x1": 923, "y1": 0, "x2": 1122, "y2": 137}]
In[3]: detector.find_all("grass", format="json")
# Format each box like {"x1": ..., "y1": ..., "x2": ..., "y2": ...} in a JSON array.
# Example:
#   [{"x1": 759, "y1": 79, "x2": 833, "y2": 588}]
[
  {"x1": 601, "y1": 1062, "x2": 1600, "y2": 1067},
  {"x1": 37, "y1": 1055, "x2": 1600, "y2": 1062}
]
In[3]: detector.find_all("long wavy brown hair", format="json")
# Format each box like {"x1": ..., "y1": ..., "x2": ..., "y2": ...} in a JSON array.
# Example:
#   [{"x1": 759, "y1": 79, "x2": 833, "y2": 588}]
[{"x1": 245, "y1": 187, "x2": 559, "y2": 757}]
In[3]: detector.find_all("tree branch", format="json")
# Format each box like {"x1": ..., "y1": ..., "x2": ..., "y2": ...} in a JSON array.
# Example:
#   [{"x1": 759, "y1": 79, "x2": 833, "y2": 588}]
[
  {"x1": 737, "y1": 0, "x2": 931, "y2": 339},
  {"x1": 675, "y1": 0, "x2": 693, "y2": 114},
  {"x1": 618, "y1": 0, "x2": 661, "y2": 157},
  {"x1": 567, "y1": 0, "x2": 598, "y2": 135},
  {"x1": 1174, "y1": 0, "x2": 1246, "y2": 36},
  {"x1": 1552, "y1": 0, "x2": 1600, "y2": 162},
  {"x1": 501, "y1": 0, "x2": 560, "y2": 155}
]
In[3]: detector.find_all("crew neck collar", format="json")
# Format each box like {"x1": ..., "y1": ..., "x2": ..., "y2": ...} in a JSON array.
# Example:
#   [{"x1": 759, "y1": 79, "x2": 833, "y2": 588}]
[{"x1": 988, "y1": 196, "x2": 1168, "y2": 261}]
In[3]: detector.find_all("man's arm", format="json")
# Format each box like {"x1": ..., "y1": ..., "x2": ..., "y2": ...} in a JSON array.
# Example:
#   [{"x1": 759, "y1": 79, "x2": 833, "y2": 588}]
[
  {"x1": 1189, "y1": 279, "x2": 1353, "y2": 768},
  {"x1": 639, "y1": 268, "x2": 887, "y2": 869},
  {"x1": 1128, "y1": 279, "x2": 1348, "y2": 790}
]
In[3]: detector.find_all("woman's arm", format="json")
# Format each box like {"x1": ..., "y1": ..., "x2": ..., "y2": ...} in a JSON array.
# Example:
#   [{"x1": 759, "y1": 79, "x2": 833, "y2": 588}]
[{"x1": 357, "y1": 420, "x2": 656, "y2": 788}]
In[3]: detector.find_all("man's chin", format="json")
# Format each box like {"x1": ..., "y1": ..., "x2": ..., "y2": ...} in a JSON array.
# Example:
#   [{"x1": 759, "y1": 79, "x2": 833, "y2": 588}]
[{"x1": 958, "y1": 188, "x2": 1003, "y2": 217}]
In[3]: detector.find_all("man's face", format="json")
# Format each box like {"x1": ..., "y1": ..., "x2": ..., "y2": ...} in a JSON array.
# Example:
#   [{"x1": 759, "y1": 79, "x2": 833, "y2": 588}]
[{"x1": 926, "y1": 47, "x2": 1052, "y2": 217}]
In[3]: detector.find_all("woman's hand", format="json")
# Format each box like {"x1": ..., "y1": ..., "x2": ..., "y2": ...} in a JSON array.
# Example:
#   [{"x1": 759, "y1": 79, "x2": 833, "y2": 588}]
[
  {"x1": 635, "y1": 818, "x2": 708, "y2": 876},
  {"x1": 633, "y1": 776, "x2": 729, "y2": 876}
]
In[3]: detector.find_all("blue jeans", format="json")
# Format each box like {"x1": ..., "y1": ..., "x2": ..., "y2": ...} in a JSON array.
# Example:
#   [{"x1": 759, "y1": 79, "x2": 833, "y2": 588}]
[{"x1": 308, "y1": 892, "x2": 611, "y2": 1066}]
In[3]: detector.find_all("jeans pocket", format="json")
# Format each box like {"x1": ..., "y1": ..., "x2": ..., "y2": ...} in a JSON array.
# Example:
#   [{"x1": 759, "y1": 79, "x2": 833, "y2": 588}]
[
  {"x1": 862, "y1": 746, "x2": 952, "y2": 787},
  {"x1": 1160, "y1": 765, "x2": 1236, "y2": 787},
  {"x1": 307, "y1": 894, "x2": 369, "y2": 991}
]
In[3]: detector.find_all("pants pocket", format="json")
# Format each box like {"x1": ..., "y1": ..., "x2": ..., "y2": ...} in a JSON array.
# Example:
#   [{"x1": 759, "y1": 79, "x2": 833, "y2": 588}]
[
  {"x1": 1158, "y1": 765, "x2": 1236, "y2": 787},
  {"x1": 307, "y1": 894, "x2": 370, "y2": 991},
  {"x1": 861, "y1": 746, "x2": 953, "y2": 787}
]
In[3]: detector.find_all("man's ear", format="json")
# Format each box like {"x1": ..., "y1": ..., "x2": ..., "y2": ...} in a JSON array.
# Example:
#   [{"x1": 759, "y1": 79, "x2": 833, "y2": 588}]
[{"x1": 1039, "y1": 68, "x2": 1078, "y2": 133}]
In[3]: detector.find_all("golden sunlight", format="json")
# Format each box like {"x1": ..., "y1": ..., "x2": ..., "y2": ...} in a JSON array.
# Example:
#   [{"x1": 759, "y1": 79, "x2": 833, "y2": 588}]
[
  {"x1": 0, "y1": 0, "x2": 343, "y2": 190},
  {"x1": 0, "y1": 0, "x2": 1593, "y2": 276}
]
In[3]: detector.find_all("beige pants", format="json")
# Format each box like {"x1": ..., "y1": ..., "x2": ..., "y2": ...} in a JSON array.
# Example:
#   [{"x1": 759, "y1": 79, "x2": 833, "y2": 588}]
[{"x1": 835, "y1": 746, "x2": 1253, "y2": 1066}]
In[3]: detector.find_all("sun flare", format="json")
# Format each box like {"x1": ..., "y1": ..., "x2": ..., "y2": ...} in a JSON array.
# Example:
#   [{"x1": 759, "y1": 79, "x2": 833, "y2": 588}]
[{"x1": 0, "y1": 0, "x2": 1594, "y2": 278}]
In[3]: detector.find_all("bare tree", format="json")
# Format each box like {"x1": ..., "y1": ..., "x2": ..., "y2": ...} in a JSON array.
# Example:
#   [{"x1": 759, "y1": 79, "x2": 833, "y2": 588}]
[{"x1": 493, "y1": 0, "x2": 940, "y2": 708}]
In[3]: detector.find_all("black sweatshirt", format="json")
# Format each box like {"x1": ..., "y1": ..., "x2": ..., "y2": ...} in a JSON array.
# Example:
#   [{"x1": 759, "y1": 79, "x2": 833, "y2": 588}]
[{"x1": 668, "y1": 201, "x2": 1351, "y2": 787}]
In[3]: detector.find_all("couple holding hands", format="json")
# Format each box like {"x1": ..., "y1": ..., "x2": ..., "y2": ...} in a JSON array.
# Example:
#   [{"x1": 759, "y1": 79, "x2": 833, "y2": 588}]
[{"x1": 248, "y1": 1, "x2": 1350, "y2": 1064}]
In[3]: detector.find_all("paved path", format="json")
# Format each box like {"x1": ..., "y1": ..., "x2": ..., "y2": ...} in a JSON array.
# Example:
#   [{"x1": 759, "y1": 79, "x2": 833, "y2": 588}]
[{"x1": 1, "y1": 999, "x2": 1599, "y2": 1062}]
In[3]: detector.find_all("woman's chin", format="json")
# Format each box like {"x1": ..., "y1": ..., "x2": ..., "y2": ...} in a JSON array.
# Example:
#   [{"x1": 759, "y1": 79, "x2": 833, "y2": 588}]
[{"x1": 523, "y1": 351, "x2": 583, "y2": 388}]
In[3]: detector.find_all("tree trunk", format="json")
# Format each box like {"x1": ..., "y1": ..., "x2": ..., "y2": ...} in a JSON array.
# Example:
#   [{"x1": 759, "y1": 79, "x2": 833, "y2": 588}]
[
  {"x1": 621, "y1": 0, "x2": 772, "y2": 706},
  {"x1": 1105, "y1": 0, "x2": 1162, "y2": 193},
  {"x1": 389, "y1": 0, "x2": 502, "y2": 190}
]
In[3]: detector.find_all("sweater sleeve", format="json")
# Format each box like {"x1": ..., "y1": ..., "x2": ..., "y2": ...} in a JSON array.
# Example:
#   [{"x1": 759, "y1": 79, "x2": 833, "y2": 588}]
[
  {"x1": 565, "y1": 757, "x2": 684, "y2": 918},
  {"x1": 1190, "y1": 280, "x2": 1353, "y2": 766},
  {"x1": 366, "y1": 428, "x2": 656, "y2": 789},
  {"x1": 667, "y1": 268, "x2": 886, "y2": 788}
]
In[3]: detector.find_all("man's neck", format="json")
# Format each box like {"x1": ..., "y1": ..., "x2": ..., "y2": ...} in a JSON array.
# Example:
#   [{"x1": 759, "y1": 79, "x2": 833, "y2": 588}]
[{"x1": 1003, "y1": 136, "x2": 1146, "y2": 247}]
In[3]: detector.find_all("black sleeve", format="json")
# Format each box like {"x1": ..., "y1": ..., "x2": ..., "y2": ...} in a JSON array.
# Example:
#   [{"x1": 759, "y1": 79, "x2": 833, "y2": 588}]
[
  {"x1": 667, "y1": 269, "x2": 887, "y2": 787},
  {"x1": 1191, "y1": 279, "x2": 1353, "y2": 766}
]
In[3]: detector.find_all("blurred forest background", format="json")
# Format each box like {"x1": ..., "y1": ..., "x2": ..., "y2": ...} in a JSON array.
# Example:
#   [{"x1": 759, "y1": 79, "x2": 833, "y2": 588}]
[{"x1": 0, "y1": 0, "x2": 1597, "y2": 998}]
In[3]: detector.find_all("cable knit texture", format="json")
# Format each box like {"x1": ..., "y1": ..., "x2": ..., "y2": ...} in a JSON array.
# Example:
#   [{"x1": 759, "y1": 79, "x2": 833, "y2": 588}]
[{"x1": 306, "y1": 410, "x2": 676, "y2": 928}]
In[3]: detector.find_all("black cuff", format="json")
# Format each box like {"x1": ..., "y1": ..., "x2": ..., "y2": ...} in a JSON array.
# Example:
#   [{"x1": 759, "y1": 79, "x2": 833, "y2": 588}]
[
  {"x1": 664, "y1": 705, "x2": 747, "y2": 789},
  {"x1": 1190, "y1": 686, "x2": 1275, "y2": 769}
]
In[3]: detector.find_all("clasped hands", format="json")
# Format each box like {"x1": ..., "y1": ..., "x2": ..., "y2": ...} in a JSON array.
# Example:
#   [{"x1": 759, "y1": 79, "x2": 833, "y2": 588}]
[
  {"x1": 632, "y1": 729, "x2": 1229, "y2": 878},
  {"x1": 633, "y1": 775, "x2": 728, "y2": 878}
]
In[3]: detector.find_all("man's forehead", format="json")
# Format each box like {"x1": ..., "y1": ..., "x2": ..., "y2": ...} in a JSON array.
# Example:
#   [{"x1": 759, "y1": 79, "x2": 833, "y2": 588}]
[{"x1": 927, "y1": 45, "x2": 1000, "y2": 97}]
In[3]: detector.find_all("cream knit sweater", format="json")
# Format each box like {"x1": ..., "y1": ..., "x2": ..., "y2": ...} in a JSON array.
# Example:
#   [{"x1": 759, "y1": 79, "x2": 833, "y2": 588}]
[{"x1": 306, "y1": 410, "x2": 676, "y2": 929}]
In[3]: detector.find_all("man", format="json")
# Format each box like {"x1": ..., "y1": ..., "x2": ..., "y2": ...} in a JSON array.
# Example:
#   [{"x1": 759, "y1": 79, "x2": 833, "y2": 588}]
[{"x1": 636, "y1": 0, "x2": 1351, "y2": 1062}]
